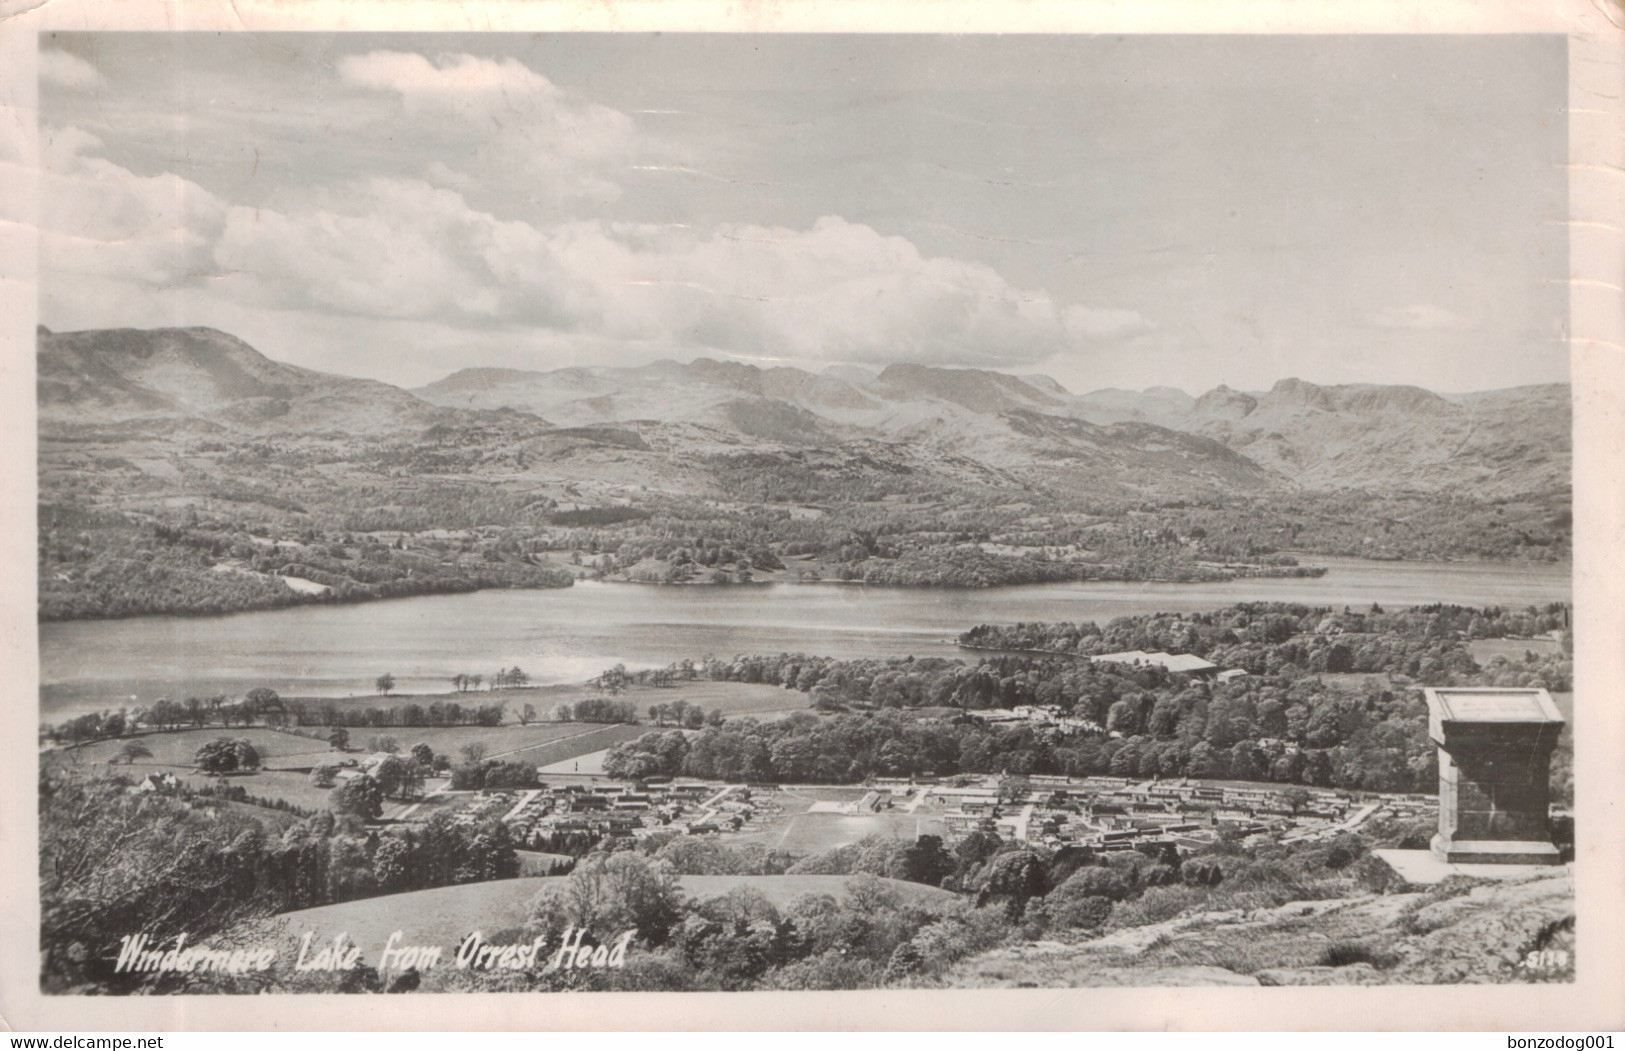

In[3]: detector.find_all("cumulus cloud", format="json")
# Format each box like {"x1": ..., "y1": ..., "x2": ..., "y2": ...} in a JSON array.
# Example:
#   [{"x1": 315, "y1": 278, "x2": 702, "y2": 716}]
[
  {"x1": 336, "y1": 50, "x2": 636, "y2": 205},
  {"x1": 338, "y1": 50, "x2": 555, "y2": 99},
  {"x1": 205, "y1": 180, "x2": 1138, "y2": 368},
  {"x1": 40, "y1": 103, "x2": 1145, "y2": 371},
  {"x1": 40, "y1": 49, "x2": 101, "y2": 89},
  {"x1": 1368, "y1": 303, "x2": 1474, "y2": 330},
  {"x1": 39, "y1": 126, "x2": 227, "y2": 289}
]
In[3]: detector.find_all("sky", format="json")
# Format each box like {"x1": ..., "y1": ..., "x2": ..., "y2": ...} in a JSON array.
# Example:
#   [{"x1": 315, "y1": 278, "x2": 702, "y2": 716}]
[{"x1": 36, "y1": 33, "x2": 1570, "y2": 394}]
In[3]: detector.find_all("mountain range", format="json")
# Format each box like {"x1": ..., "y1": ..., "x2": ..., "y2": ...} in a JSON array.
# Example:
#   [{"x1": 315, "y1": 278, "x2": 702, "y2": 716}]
[{"x1": 37, "y1": 325, "x2": 1570, "y2": 499}]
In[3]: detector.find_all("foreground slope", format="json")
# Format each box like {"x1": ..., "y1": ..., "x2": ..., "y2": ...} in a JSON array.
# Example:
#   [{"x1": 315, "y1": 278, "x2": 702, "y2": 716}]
[
  {"x1": 942, "y1": 869, "x2": 1574, "y2": 987},
  {"x1": 271, "y1": 874, "x2": 956, "y2": 954}
]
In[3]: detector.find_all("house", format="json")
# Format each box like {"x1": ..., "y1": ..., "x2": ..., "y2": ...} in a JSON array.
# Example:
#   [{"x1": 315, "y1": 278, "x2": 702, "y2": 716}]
[{"x1": 135, "y1": 772, "x2": 180, "y2": 794}]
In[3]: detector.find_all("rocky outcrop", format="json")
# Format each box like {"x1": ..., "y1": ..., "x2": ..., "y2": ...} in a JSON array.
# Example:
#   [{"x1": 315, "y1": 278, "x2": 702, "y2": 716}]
[{"x1": 941, "y1": 869, "x2": 1573, "y2": 988}]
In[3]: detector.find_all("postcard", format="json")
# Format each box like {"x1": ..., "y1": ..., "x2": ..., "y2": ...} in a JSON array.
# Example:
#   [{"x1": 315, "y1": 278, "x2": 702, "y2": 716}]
[{"x1": 0, "y1": 0, "x2": 1620, "y2": 1032}]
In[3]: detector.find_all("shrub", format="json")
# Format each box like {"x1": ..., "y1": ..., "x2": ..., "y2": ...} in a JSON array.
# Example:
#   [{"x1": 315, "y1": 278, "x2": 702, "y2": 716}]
[
  {"x1": 1060, "y1": 865, "x2": 1134, "y2": 903},
  {"x1": 1183, "y1": 859, "x2": 1224, "y2": 887},
  {"x1": 909, "y1": 910, "x2": 1009, "y2": 973},
  {"x1": 1048, "y1": 891, "x2": 1113, "y2": 931},
  {"x1": 1317, "y1": 941, "x2": 1391, "y2": 968},
  {"x1": 1134, "y1": 884, "x2": 1208, "y2": 924},
  {"x1": 762, "y1": 952, "x2": 881, "y2": 990}
]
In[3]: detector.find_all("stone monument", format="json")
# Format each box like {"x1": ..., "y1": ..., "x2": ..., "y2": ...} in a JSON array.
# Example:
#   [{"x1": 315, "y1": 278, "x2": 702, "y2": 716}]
[{"x1": 1423, "y1": 687, "x2": 1565, "y2": 865}]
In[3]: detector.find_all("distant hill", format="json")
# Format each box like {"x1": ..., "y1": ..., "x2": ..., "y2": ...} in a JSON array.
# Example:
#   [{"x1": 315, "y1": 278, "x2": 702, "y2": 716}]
[
  {"x1": 34, "y1": 324, "x2": 1572, "y2": 620},
  {"x1": 1070, "y1": 377, "x2": 1571, "y2": 497},
  {"x1": 37, "y1": 326, "x2": 450, "y2": 436},
  {"x1": 40, "y1": 325, "x2": 1569, "y2": 498}
]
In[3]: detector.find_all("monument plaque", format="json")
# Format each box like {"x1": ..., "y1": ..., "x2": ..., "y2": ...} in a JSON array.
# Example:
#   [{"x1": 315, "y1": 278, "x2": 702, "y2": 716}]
[{"x1": 1423, "y1": 687, "x2": 1566, "y2": 865}]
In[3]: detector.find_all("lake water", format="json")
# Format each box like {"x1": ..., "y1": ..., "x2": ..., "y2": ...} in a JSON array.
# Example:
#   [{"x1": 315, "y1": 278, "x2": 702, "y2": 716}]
[{"x1": 38, "y1": 555, "x2": 1571, "y2": 720}]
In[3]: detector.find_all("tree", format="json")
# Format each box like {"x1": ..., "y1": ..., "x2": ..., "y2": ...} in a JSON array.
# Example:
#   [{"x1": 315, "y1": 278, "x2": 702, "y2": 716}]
[
  {"x1": 372, "y1": 755, "x2": 425, "y2": 800},
  {"x1": 232, "y1": 738, "x2": 262, "y2": 772},
  {"x1": 898, "y1": 835, "x2": 954, "y2": 887},
  {"x1": 328, "y1": 727, "x2": 351, "y2": 752},
  {"x1": 194, "y1": 737, "x2": 259, "y2": 775},
  {"x1": 596, "y1": 664, "x2": 629, "y2": 696},
  {"x1": 459, "y1": 742, "x2": 488, "y2": 765},
  {"x1": 978, "y1": 850, "x2": 1047, "y2": 919},
  {"x1": 552, "y1": 853, "x2": 683, "y2": 944},
  {"x1": 410, "y1": 743, "x2": 435, "y2": 768},
  {"x1": 519, "y1": 704, "x2": 537, "y2": 727},
  {"x1": 448, "y1": 763, "x2": 487, "y2": 791},
  {"x1": 329, "y1": 775, "x2": 384, "y2": 821},
  {"x1": 244, "y1": 687, "x2": 280, "y2": 715},
  {"x1": 375, "y1": 673, "x2": 396, "y2": 697},
  {"x1": 1326, "y1": 642, "x2": 1355, "y2": 674},
  {"x1": 482, "y1": 760, "x2": 539, "y2": 790},
  {"x1": 373, "y1": 836, "x2": 411, "y2": 893},
  {"x1": 112, "y1": 741, "x2": 152, "y2": 766},
  {"x1": 310, "y1": 764, "x2": 340, "y2": 789}
]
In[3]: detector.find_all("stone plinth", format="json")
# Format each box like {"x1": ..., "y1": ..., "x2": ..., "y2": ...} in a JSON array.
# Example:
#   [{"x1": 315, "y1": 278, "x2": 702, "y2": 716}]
[
  {"x1": 1424, "y1": 688, "x2": 1564, "y2": 865},
  {"x1": 1371, "y1": 849, "x2": 1570, "y2": 886}
]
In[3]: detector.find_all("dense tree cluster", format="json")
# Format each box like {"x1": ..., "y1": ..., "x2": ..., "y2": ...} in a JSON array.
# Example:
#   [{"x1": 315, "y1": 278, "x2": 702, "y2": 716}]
[
  {"x1": 449, "y1": 758, "x2": 543, "y2": 792},
  {"x1": 605, "y1": 702, "x2": 1437, "y2": 793},
  {"x1": 283, "y1": 699, "x2": 509, "y2": 730},
  {"x1": 40, "y1": 769, "x2": 517, "y2": 993},
  {"x1": 597, "y1": 603, "x2": 1571, "y2": 796},
  {"x1": 43, "y1": 689, "x2": 649, "y2": 749},
  {"x1": 38, "y1": 501, "x2": 572, "y2": 621},
  {"x1": 960, "y1": 601, "x2": 1572, "y2": 661},
  {"x1": 553, "y1": 698, "x2": 641, "y2": 724},
  {"x1": 193, "y1": 737, "x2": 262, "y2": 775},
  {"x1": 428, "y1": 812, "x2": 1409, "y2": 993}
]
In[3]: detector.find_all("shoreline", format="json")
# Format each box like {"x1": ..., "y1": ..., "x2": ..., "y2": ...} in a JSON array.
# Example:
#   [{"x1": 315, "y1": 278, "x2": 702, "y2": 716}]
[
  {"x1": 41, "y1": 552, "x2": 1569, "y2": 627},
  {"x1": 40, "y1": 549, "x2": 1576, "y2": 628}
]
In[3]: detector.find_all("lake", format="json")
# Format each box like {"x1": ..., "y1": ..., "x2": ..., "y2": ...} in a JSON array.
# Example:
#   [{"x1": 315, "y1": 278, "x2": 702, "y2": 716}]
[{"x1": 38, "y1": 555, "x2": 1570, "y2": 721}]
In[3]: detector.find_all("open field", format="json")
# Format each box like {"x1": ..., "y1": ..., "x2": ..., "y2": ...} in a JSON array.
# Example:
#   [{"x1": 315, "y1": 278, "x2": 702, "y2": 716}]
[
  {"x1": 289, "y1": 684, "x2": 585, "y2": 714},
  {"x1": 498, "y1": 724, "x2": 647, "y2": 767},
  {"x1": 53, "y1": 726, "x2": 334, "y2": 767},
  {"x1": 273, "y1": 874, "x2": 959, "y2": 955},
  {"x1": 539, "y1": 748, "x2": 611, "y2": 776},
  {"x1": 1466, "y1": 637, "x2": 1562, "y2": 664},
  {"x1": 50, "y1": 722, "x2": 646, "y2": 814},
  {"x1": 369, "y1": 722, "x2": 616, "y2": 761},
  {"x1": 757, "y1": 811, "x2": 949, "y2": 853},
  {"x1": 281, "y1": 681, "x2": 812, "y2": 722},
  {"x1": 722, "y1": 785, "x2": 950, "y2": 854}
]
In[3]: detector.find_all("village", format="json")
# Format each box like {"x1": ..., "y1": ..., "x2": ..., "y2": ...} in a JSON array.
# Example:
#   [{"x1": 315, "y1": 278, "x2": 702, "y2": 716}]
[{"x1": 379, "y1": 756, "x2": 1437, "y2": 862}]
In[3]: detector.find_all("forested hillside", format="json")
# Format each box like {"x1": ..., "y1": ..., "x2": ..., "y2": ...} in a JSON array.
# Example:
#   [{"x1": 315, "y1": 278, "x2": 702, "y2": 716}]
[
  {"x1": 601, "y1": 602, "x2": 1572, "y2": 797},
  {"x1": 39, "y1": 325, "x2": 1571, "y2": 619}
]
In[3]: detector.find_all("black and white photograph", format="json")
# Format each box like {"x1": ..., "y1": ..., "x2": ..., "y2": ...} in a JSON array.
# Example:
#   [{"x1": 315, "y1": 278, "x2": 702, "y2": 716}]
[{"x1": 3, "y1": 0, "x2": 1623, "y2": 1032}]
